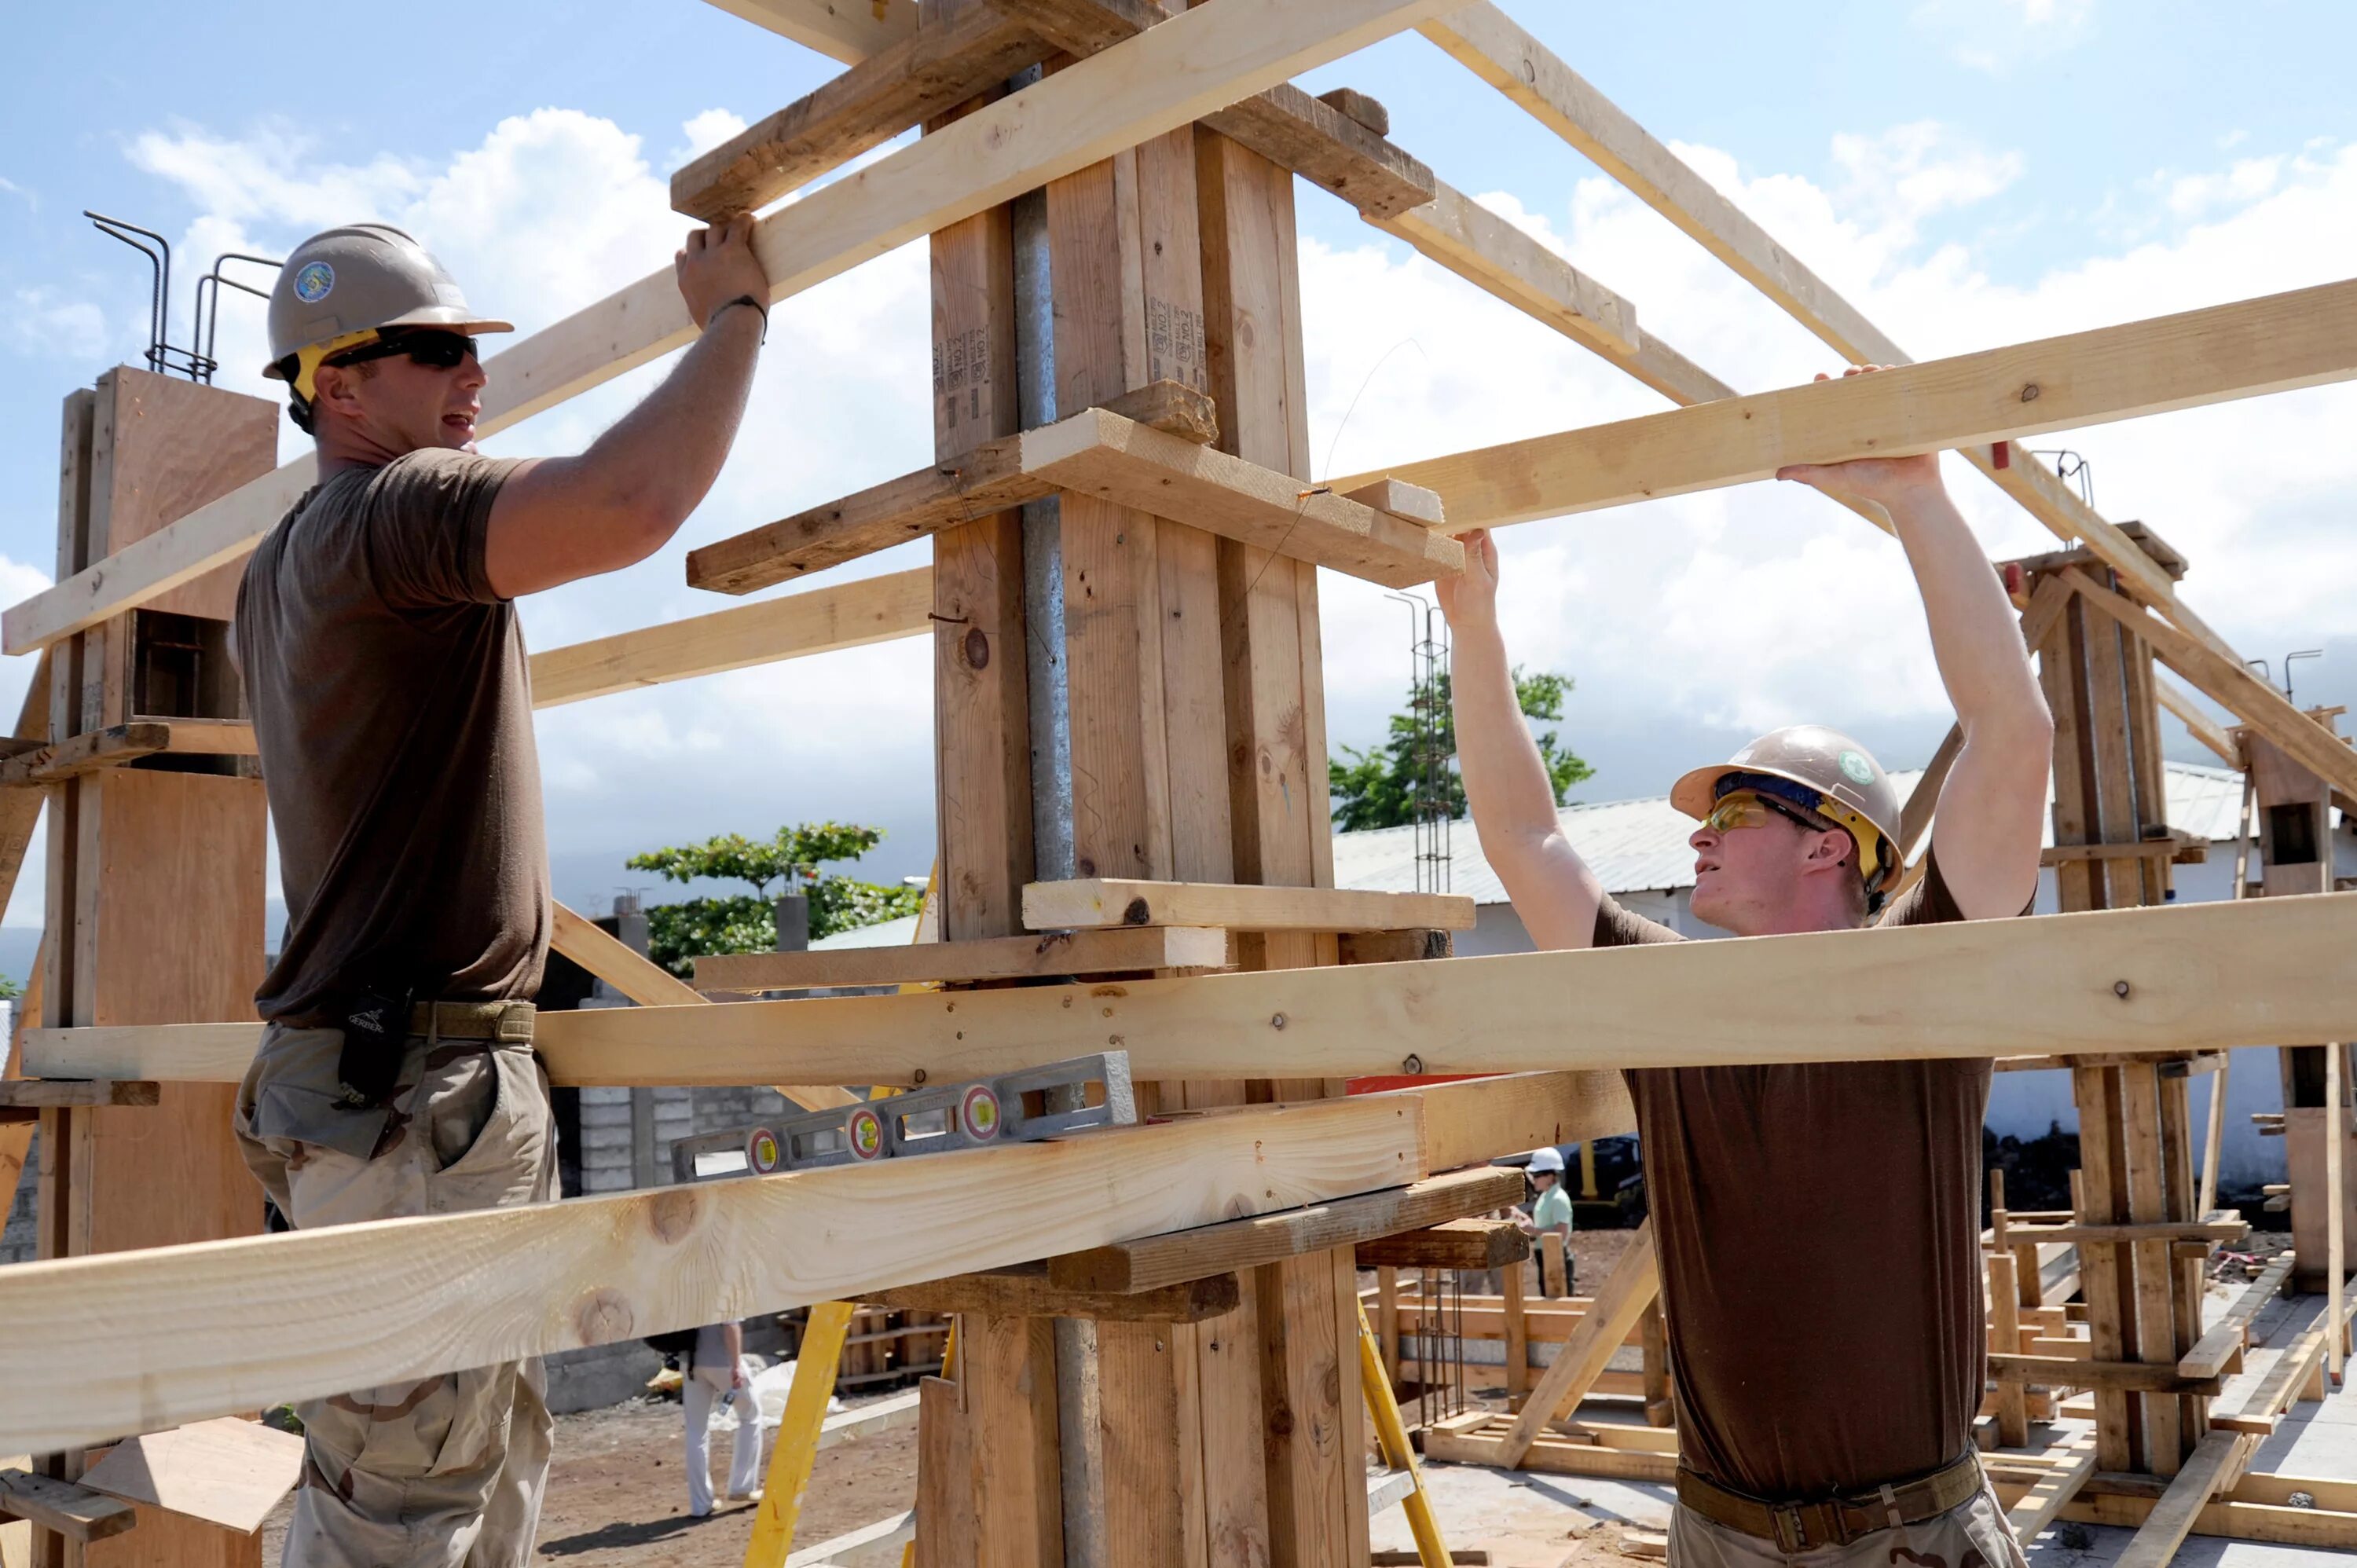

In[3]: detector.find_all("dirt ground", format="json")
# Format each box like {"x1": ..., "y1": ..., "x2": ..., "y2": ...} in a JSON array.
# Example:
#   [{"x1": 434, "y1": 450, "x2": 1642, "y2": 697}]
[{"x1": 260, "y1": 1390, "x2": 919, "y2": 1566}]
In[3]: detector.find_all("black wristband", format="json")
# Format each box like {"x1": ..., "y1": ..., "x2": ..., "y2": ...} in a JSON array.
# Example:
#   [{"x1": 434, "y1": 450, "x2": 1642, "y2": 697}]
[{"x1": 706, "y1": 294, "x2": 768, "y2": 342}]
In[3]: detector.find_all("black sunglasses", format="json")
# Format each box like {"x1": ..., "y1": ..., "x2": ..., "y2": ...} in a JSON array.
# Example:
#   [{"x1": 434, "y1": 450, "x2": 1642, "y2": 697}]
[{"x1": 324, "y1": 328, "x2": 478, "y2": 373}]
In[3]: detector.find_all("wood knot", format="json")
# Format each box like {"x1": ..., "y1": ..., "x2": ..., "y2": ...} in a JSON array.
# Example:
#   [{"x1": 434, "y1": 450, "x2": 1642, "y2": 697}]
[
  {"x1": 963, "y1": 628, "x2": 989, "y2": 669},
  {"x1": 574, "y1": 1287, "x2": 635, "y2": 1344},
  {"x1": 648, "y1": 1188, "x2": 702, "y2": 1244},
  {"x1": 1121, "y1": 897, "x2": 1151, "y2": 925}
]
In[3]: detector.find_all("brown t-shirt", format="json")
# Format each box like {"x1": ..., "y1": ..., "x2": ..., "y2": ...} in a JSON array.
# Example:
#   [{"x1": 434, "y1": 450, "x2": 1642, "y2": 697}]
[
  {"x1": 236, "y1": 449, "x2": 548, "y2": 1025},
  {"x1": 1598, "y1": 855, "x2": 1999, "y2": 1501}
]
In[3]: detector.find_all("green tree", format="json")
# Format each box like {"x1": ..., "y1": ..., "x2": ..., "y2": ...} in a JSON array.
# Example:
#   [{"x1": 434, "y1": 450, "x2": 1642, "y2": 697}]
[
  {"x1": 0, "y1": 974, "x2": 20, "y2": 1001},
  {"x1": 1329, "y1": 668, "x2": 1592, "y2": 832},
  {"x1": 626, "y1": 822, "x2": 923, "y2": 976}
]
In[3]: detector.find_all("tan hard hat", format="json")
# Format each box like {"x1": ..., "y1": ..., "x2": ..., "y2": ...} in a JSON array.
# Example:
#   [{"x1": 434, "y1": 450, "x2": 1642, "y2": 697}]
[
  {"x1": 1670, "y1": 725, "x2": 1904, "y2": 885},
  {"x1": 262, "y1": 224, "x2": 512, "y2": 379}
]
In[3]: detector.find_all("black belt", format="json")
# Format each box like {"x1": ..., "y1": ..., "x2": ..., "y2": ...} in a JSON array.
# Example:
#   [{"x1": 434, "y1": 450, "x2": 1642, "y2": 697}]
[{"x1": 1676, "y1": 1453, "x2": 1987, "y2": 1552}]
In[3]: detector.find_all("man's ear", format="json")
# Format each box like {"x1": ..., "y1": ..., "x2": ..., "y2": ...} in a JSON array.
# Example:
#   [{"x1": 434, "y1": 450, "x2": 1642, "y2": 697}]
[
  {"x1": 310, "y1": 363, "x2": 368, "y2": 429},
  {"x1": 1811, "y1": 826, "x2": 1858, "y2": 873}
]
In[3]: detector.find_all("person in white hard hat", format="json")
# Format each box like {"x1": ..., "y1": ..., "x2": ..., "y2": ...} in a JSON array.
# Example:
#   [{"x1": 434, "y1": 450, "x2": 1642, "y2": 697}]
[
  {"x1": 231, "y1": 214, "x2": 772, "y2": 1568},
  {"x1": 1439, "y1": 368, "x2": 2052, "y2": 1568},
  {"x1": 1512, "y1": 1147, "x2": 1574, "y2": 1295}
]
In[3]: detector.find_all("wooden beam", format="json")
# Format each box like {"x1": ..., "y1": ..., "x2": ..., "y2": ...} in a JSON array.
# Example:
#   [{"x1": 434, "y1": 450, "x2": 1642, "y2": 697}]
[
  {"x1": 1335, "y1": 279, "x2": 2357, "y2": 530},
  {"x1": 2179, "y1": 1252, "x2": 2293, "y2": 1379},
  {"x1": 1375, "y1": 183, "x2": 1637, "y2": 356},
  {"x1": 687, "y1": 397, "x2": 1461, "y2": 594},
  {"x1": 2114, "y1": 1431, "x2": 2252, "y2": 1568},
  {"x1": 1414, "y1": 2, "x2": 2255, "y2": 677},
  {"x1": 28, "y1": 893, "x2": 2357, "y2": 1087},
  {"x1": 0, "y1": 1469, "x2": 137, "y2": 1544},
  {"x1": 1048, "y1": 1163, "x2": 1519, "y2": 1293},
  {"x1": 548, "y1": 899, "x2": 858, "y2": 1113},
  {"x1": 673, "y1": 2, "x2": 1047, "y2": 221},
  {"x1": 1205, "y1": 81, "x2": 1436, "y2": 221},
  {"x1": 2005, "y1": 1434, "x2": 2099, "y2": 1546},
  {"x1": 2157, "y1": 676, "x2": 2240, "y2": 765},
  {"x1": 527, "y1": 566, "x2": 932, "y2": 708},
  {"x1": 2063, "y1": 569, "x2": 2357, "y2": 801},
  {"x1": 1354, "y1": 1218, "x2": 1527, "y2": 1271},
  {"x1": 0, "y1": 1079, "x2": 156, "y2": 1109},
  {"x1": 694, "y1": 925, "x2": 1231, "y2": 991},
  {"x1": 1494, "y1": 1224, "x2": 1655, "y2": 1466},
  {"x1": 1021, "y1": 877, "x2": 1474, "y2": 932},
  {"x1": 2, "y1": 0, "x2": 1460, "y2": 657},
  {"x1": 0, "y1": 720, "x2": 255, "y2": 787},
  {"x1": 683, "y1": 383, "x2": 1211, "y2": 589},
  {"x1": 0, "y1": 1090, "x2": 1425, "y2": 1455},
  {"x1": 698, "y1": 0, "x2": 919, "y2": 64},
  {"x1": 863, "y1": 1262, "x2": 1241, "y2": 1321},
  {"x1": 2061, "y1": 1490, "x2": 2357, "y2": 1552},
  {"x1": 1985, "y1": 1353, "x2": 2223, "y2": 1395}
]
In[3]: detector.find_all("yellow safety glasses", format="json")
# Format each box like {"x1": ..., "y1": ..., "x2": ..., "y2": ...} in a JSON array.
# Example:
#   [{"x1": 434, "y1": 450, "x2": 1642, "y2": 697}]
[{"x1": 1703, "y1": 789, "x2": 1890, "y2": 888}]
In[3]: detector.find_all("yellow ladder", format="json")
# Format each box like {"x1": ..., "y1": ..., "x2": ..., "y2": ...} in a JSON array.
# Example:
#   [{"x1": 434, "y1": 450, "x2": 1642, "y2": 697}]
[
  {"x1": 742, "y1": 1300, "x2": 857, "y2": 1568},
  {"x1": 1357, "y1": 1295, "x2": 1455, "y2": 1567}
]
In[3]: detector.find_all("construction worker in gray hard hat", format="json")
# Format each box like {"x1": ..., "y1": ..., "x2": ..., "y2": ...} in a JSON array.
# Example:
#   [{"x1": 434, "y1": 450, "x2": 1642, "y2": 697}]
[
  {"x1": 1439, "y1": 366, "x2": 2053, "y2": 1568},
  {"x1": 231, "y1": 214, "x2": 771, "y2": 1568}
]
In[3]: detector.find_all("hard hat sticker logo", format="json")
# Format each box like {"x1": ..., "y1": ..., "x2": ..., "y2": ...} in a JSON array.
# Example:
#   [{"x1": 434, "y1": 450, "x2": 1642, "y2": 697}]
[
  {"x1": 1838, "y1": 749, "x2": 1874, "y2": 784},
  {"x1": 292, "y1": 262, "x2": 335, "y2": 304}
]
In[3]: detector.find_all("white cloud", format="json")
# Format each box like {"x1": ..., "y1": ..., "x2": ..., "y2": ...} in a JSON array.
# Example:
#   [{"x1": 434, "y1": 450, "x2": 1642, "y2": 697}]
[
  {"x1": 5, "y1": 287, "x2": 112, "y2": 361},
  {"x1": 674, "y1": 109, "x2": 750, "y2": 166},
  {"x1": 2162, "y1": 155, "x2": 2284, "y2": 218}
]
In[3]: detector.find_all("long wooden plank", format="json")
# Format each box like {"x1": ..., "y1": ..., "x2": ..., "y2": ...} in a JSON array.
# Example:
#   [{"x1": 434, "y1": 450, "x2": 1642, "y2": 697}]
[
  {"x1": 0, "y1": 1090, "x2": 1425, "y2": 1455},
  {"x1": 2180, "y1": 1253, "x2": 2294, "y2": 1379},
  {"x1": 1049, "y1": 1163, "x2": 1519, "y2": 1293},
  {"x1": 687, "y1": 401, "x2": 1461, "y2": 594},
  {"x1": 27, "y1": 892, "x2": 2357, "y2": 1086},
  {"x1": 1413, "y1": 3, "x2": 2251, "y2": 669},
  {"x1": 1985, "y1": 1354, "x2": 2221, "y2": 1395},
  {"x1": 2157, "y1": 676, "x2": 2239, "y2": 766},
  {"x1": 700, "y1": 0, "x2": 919, "y2": 64},
  {"x1": 2063, "y1": 570, "x2": 2357, "y2": 800},
  {"x1": 2, "y1": 0, "x2": 1461, "y2": 658},
  {"x1": 1374, "y1": 182, "x2": 1637, "y2": 357},
  {"x1": 2006, "y1": 1434, "x2": 2099, "y2": 1546},
  {"x1": 0, "y1": 1471, "x2": 137, "y2": 1544},
  {"x1": 1354, "y1": 1218, "x2": 1526, "y2": 1271},
  {"x1": 1496, "y1": 1224, "x2": 1655, "y2": 1466},
  {"x1": 863, "y1": 1262, "x2": 1241, "y2": 1321},
  {"x1": 2114, "y1": 1430, "x2": 2250, "y2": 1568},
  {"x1": 694, "y1": 925, "x2": 1231, "y2": 991},
  {"x1": 548, "y1": 900, "x2": 858, "y2": 1113},
  {"x1": 1021, "y1": 877, "x2": 1474, "y2": 932},
  {"x1": 673, "y1": 2, "x2": 1046, "y2": 221},
  {"x1": 527, "y1": 567, "x2": 932, "y2": 708},
  {"x1": 1336, "y1": 279, "x2": 2357, "y2": 530}
]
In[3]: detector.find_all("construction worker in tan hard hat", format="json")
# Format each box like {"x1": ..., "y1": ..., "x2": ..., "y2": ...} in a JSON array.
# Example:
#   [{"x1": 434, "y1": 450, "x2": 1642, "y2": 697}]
[
  {"x1": 1440, "y1": 366, "x2": 2054, "y2": 1568},
  {"x1": 230, "y1": 214, "x2": 772, "y2": 1568}
]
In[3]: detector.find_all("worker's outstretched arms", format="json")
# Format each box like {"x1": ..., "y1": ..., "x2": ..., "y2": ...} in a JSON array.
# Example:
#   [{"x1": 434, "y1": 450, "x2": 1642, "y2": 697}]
[
  {"x1": 1438, "y1": 530, "x2": 1605, "y2": 950},
  {"x1": 482, "y1": 215, "x2": 771, "y2": 599},
  {"x1": 1778, "y1": 368, "x2": 2054, "y2": 920}
]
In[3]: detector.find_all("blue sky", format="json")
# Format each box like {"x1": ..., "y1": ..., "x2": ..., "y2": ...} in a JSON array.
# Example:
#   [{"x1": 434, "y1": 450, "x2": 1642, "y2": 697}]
[{"x1": 3, "y1": 0, "x2": 2355, "y2": 940}]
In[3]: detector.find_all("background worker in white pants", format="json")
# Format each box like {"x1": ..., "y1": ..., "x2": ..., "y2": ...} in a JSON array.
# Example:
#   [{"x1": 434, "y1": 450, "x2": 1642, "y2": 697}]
[{"x1": 684, "y1": 1321, "x2": 764, "y2": 1517}]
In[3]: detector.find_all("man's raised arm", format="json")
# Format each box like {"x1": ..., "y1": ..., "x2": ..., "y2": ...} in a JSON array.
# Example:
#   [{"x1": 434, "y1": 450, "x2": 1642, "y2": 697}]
[
  {"x1": 482, "y1": 214, "x2": 772, "y2": 599},
  {"x1": 1779, "y1": 367, "x2": 2055, "y2": 920},
  {"x1": 1438, "y1": 530, "x2": 1606, "y2": 950}
]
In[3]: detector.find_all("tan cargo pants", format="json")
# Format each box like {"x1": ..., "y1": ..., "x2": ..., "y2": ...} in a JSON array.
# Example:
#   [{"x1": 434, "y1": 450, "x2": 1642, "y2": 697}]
[
  {"x1": 235, "y1": 1021, "x2": 558, "y2": 1568},
  {"x1": 1667, "y1": 1481, "x2": 2028, "y2": 1568}
]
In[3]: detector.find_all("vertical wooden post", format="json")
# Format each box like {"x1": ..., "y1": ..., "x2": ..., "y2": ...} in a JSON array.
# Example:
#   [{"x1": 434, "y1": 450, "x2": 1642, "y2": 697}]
[
  {"x1": 1639, "y1": 1299, "x2": 1672, "y2": 1429},
  {"x1": 1988, "y1": 1251, "x2": 2028, "y2": 1448},
  {"x1": 1197, "y1": 125, "x2": 1366, "y2": 1568},
  {"x1": 35, "y1": 368, "x2": 273, "y2": 1568},
  {"x1": 2025, "y1": 551, "x2": 2204, "y2": 1479},
  {"x1": 1501, "y1": 1264, "x2": 1527, "y2": 1407}
]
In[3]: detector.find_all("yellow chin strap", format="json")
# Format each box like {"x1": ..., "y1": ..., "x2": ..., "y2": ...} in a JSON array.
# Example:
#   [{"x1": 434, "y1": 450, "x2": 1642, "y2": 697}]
[{"x1": 291, "y1": 328, "x2": 384, "y2": 402}]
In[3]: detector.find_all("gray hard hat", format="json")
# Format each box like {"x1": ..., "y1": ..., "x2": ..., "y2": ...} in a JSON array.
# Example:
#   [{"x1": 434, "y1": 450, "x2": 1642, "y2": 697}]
[
  {"x1": 1671, "y1": 724, "x2": 1904, "y2": 890},
  {"x1": 263, "y1": 224, "x2": 512, "y2": 381}
]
